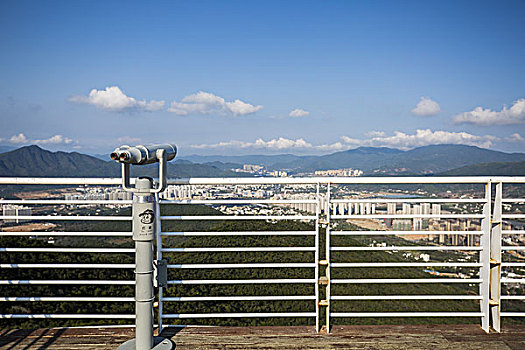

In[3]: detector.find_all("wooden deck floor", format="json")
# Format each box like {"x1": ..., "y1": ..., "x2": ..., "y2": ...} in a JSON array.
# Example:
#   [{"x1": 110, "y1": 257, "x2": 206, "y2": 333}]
[{"x1": 1, "y1": 325, "x2": 524, "y2": 350}]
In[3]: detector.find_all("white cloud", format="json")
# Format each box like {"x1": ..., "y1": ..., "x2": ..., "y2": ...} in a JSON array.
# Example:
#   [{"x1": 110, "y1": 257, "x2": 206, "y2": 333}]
[
  {"x1": 10, "y1": 133, "x2": 28, "y2": 144},
  {"x1": 453, "y1": 98, "x2": 525, "y2": 125},
  {"x1": 411, "y1": 97, "x2": 441, "y2": 116},
  {"x1": 70, "y1": 86, "x2": 165, "y2": 112},
  {"x1": 191, "y1": 129, "x2": 498, "y2": 152},
  {"x1": 117, "y1": 136, "x2": 142, "y2": 145},
  {"x1": 191, "y1": 137, "x2": 346, "y2": 152},
  {"x1": 343, "y1": 129, "x2": 497, "y2": 149},
  {"x1": 168, "y1": 91, "x2": 262, "y2": 116},
  {"x1": 33, "y1": 135, "x2": 73, "y2": 145},
  {"x1": 289, "y1": 108, "x2": 310, "y2": 118},
  {"x1": 7, "y1": 133, "x2": 75, "y2": 145},
  {"x1": 365, "y1": 131, "x2": 386, "y2": 138},
  {"x1": 506, "y1": 133, "x2": 525, "y2": 143}
]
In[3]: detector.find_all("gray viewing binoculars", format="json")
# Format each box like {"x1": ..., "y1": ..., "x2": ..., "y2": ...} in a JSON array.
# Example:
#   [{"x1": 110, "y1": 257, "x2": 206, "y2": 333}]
[{"x1": 110, "y1": 144, "x2": 177, "y2": 165}]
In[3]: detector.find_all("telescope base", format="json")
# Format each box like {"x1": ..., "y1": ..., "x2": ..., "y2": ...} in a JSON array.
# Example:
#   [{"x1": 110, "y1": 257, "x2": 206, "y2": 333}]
[{"x1": 117, "y1": 336, "x2": 173, "y2": 350}]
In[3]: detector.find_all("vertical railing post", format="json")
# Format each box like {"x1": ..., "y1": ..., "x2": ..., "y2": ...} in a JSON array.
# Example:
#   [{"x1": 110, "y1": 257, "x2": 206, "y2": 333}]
[
  {"x1": 480, "y1": 181, "x2": 492, "y2": 333},
  {"x1": 325, "y1": 182, "x2": 331, "y2": 333},
  {"x1": 490, "y1": 182, "x2": 503, "y2": 332},
  {"x1": 155, "y1": 196, "x2": 164, "y2": 334},
  {"x1": 315, "y1": 183, "x2": 320, "y2": 332}
]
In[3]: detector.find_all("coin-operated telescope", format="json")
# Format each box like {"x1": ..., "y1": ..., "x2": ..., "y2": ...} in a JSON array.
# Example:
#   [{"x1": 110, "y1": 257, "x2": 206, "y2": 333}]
[
  {"x1": 113, "y1": 143, "x2": 176, "y2": 350},
  {"x1": 111, "y1": 144, "x2": 177, "y2": 193}
]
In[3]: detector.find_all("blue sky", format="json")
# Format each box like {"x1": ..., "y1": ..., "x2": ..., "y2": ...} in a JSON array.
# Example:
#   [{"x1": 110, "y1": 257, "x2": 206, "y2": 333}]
[{"x1": 1, "y1": 0, "x2": 524, "y2": 156}]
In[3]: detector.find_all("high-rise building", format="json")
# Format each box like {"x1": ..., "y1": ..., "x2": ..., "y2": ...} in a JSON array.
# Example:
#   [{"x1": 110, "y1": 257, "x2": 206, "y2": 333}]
[{"x1": 1, "y1": 204, "x2": 32, "y2": 224}]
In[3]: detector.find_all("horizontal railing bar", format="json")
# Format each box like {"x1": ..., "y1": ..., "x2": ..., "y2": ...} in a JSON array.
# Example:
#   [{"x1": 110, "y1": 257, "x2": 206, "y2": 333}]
[
  {"x1": 167, "y1": 263, "x2": 316, "y2": 269},
  {"x1": 0, "y1": 215, "x2": 131, "y2": 221},
  {"x1": 331, "y1": 312, "x2": 484, "y2": 317},
  {"x1": 0, "y1": 297, "x2": 134, "y2": 302},
  {"x1": 502, "y1": 214, "x2": 525, "y2": 219},
  {"x1": 501, "y1": 263, "x2": 525, "y2": 266},
  {"x1": 0, "y1": 200, "x2": 132, "y2": 205},
  {"x1": 331, "y1": 198, "x2": 485, "y2": 203},
  {"x1": 0, "y1": 264, "x2": 135, "y2": 269},
  {"x1": 502, "y1": 230, "x2": 525, "y2": 235},
  {"x1": 502, "y1": 198, "x2": 525, "y2": 203},
  {"x1": 161, "y1": 247, "x2": 315, "y2": 252},
  {"x1": 0, "y1": 314, "x2": 135, "y2": 319},
  {"x1": 0, "y1": 280, "x2": 134, "y2": 285},
  {"x1": 160, "y1": 215, "x2": 316, "y2": 220},
  {"x1": 331, "y1": 278, "x2": 482, "y2": 284},
  {"x1": 501, "y1": 312, "x2": 525, "y2": 317},
  {"x1": 161, "y1": 231, "x2": 316, "y2": 236},
  {"x1": 0, "y1": 231, "x2": 132, "y2": 237},
  {"x1": 330, "y1": 295, "x2": 482, "y2": 300},
  {"x1": 501, "y1": 246, "x2": 525, "y2": 251},
  {"x1": 0, "y1": 177, "x2": 125, "y2": 185},
  {"x1": 0, "y1": 248, "x2": 134, "y2": 253},
  {"x1": 331, "y1": 262, "x2": 483, "y2": 267},
  {"x1": 160, "y1": 199, "x2": 317, "y2": 204},
  {"x1": 0, "y1": 176, "x2": 523, "y2": 186},
  {"x1": 332, "y1": 214, "x2": 484, "y2": 219},
  {"x1": 161, "y1": 296, "x2": 316, "y2": 301},
  {"x1": 501, "y1": 278, "x2": 525, "y2": 283},
  {"x1": 162, "y1": 312, "x2": 316, "y2": 318},
  {"x1": 161, "y1": 325, "x2": 218, "y2": 328},
  {"x1": 501, "y1": 296, "x2": 525, "y2": 300},
  {"x1": 331, "y1": 246, "x2": 482, "y2": 251},
  {"x1": 167, "y1": 176, "x2": 525, "y2": 185},
  {"x1": 331, "y1": 230, "x2": 482, "y2": 236},
  {"x1": 167, "y1": 279, "x2": 316, "y2": 285}
]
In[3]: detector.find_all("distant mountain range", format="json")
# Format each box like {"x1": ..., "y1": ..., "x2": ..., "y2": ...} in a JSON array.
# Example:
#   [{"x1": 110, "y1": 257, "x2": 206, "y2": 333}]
[
  {"x1": 0, "y1": 146, "x2": 240, "y2": 178},
  {"x1": 0, "y1": 144, "x2": 524, "y2": 177},
  {"x1": 182, "y1": 144, "x2": 525, "y2": 175}
]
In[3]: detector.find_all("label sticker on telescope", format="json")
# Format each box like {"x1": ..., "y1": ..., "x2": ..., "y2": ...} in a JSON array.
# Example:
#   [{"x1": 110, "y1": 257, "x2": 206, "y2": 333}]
[{"x1": 139, "y1": 209, "x2": 154, "y2": 224}]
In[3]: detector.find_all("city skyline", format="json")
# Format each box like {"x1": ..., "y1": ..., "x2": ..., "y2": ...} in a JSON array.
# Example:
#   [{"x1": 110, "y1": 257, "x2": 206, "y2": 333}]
[{"x1": 1, "y1": 1, "x2": 524, "y2": 156}]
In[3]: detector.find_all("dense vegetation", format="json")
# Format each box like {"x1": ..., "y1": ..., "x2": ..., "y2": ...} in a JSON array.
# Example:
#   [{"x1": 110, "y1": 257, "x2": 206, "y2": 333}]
[{"x1": 2, "y1": 203, "x2": 524, "y2": 330}]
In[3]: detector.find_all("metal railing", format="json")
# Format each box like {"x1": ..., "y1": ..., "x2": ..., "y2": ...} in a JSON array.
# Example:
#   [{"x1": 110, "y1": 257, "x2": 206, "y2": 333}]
[{"x1": 0, "y1": 176, "x2": 524, "y2": 333}]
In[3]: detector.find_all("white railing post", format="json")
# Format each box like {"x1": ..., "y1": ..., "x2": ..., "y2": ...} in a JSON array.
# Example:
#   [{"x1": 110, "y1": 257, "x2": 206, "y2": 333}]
[
  {"x1": 325, "y1": 182, "x2": 331, "y2": 333},
  {"x1": 490, "y1": 182, "x2": 502, "y2": 332},
  {"x1": 315, "y1": 183, "x2": 320, "y2": 333},
  {"x1": 155, "y1": 196, "x2": 164, "y2": 334},
  {"x1": 480, "y1": 182, "x2": 492, "y2": 332}
]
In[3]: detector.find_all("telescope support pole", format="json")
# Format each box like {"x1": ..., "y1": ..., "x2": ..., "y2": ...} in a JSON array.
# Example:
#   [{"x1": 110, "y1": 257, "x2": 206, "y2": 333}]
[{"x1": 118, "y1": 177, "x2": 172, "y2": 350}]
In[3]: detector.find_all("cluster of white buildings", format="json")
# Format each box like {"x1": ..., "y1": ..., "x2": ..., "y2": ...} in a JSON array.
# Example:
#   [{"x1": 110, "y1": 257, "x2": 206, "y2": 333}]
[
  {"x1": 0, "y1": 204, "x2": 32, "y2": 224},
  {"x1": 65, "y1": 187, "x2": 132, "y2": 201},
  {"x1": 387, "y1": 203, "x2": 441, "y2": 231},
  {"x1": 160, "y1": 185, "x2": 192, "y2": 199},
  {"x1": 313, "y1": 168, "x2": 363, "y2": 177}
]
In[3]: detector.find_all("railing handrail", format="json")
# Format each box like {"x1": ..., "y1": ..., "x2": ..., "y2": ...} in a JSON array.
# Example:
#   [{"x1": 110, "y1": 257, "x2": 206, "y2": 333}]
[{"x1": 1, "y1": 176, "x2": 525, "y2": 186}]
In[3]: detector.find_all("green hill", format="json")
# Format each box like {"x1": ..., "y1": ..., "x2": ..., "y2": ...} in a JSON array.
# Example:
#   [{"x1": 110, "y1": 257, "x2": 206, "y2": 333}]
[
  {"x1": 0, "y1": 145, "x2": 240, "y2": 178},
  {"x1": 440, "y1": 160, "x2": 525, "y2": 176}
]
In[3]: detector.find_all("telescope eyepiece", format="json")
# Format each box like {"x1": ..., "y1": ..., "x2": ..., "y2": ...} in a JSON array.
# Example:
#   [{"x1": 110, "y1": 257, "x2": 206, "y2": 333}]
[{"x1": 119, "y1": 152, "x2": 131, "y2": 162}]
